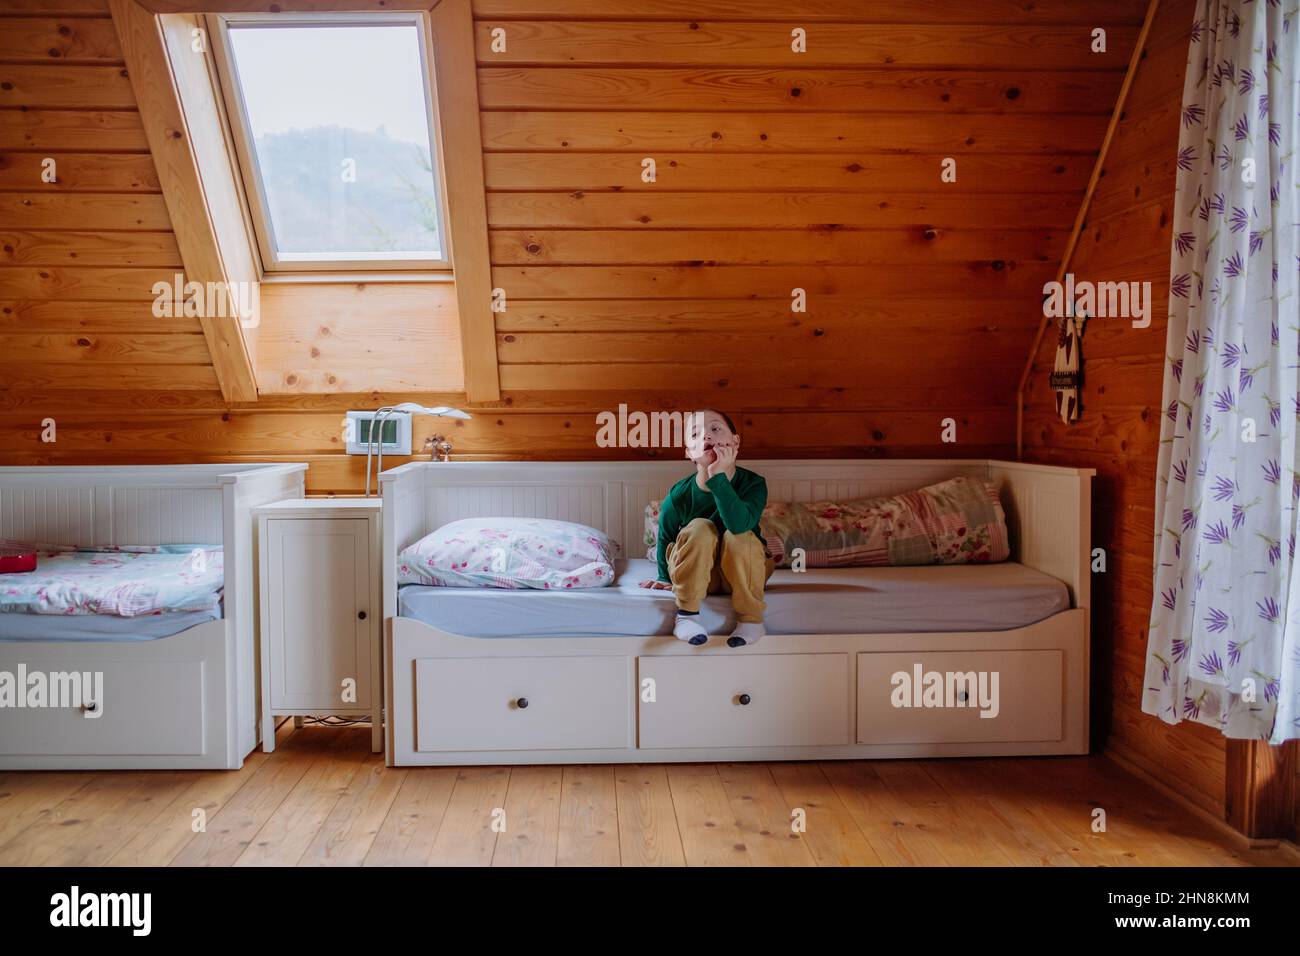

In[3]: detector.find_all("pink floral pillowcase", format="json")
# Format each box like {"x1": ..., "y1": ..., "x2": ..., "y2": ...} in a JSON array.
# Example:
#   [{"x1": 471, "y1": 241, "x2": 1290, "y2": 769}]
[
  {"x1": 643, "y1": 476, "x2": 1008, "y2": 568},
  {"x1": 397, "y1": 517, "x2": 619, "y2": 590}
]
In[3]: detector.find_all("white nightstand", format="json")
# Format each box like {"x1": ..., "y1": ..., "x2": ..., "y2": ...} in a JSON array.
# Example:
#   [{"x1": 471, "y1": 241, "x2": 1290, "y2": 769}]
[{"x1": 254, "y1": 498, "x2": 382, "y2": 753}]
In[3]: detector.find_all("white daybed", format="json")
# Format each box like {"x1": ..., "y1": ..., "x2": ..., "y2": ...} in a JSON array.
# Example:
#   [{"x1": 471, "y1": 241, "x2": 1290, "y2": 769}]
[
  {"x1": 0, "y1": 463, "x2": 307, "y2": 770},
  {"x1": 382, "y1": 459, "x2": 1093, "y2": 767}
]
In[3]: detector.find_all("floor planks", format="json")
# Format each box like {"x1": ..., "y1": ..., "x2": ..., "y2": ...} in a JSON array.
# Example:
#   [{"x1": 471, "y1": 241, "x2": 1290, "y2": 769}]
[{"x1": 0, "y1": 724, "x2": 1295, "y2": 868}]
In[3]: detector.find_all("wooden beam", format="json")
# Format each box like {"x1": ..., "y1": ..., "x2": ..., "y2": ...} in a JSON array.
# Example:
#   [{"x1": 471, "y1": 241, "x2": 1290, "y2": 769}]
[
  {"x1": 109, "y1": 0, "x2": 258, "y2": 403},
  {"x1": 430, "y1": 0, "x2": 500, "y2": 402},
  {"x1": 158, "y1": 12, "x2": 261, "y2": 368},
  {"x1": 1225, "y1": 739, "x2": 1297, "y2": 842},
  {"x1": 1015, "y1": 0, "x2": 1160, "y2": 458}
]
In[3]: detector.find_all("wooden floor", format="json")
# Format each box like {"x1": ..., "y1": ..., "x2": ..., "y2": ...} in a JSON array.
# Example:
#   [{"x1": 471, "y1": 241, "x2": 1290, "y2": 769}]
[{"x1": 1, "y1": 723, "x2": 1295, "y2": 867}]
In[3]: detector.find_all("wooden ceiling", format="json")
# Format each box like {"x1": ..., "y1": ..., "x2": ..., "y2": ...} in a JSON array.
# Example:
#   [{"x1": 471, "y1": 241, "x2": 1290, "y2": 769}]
[
  {"x1": 478, "y1": 0, "x2": 1141, "y2": 413},
  {"x1": 0, "y1": 0, "x2": 1151, "y2": 483}
]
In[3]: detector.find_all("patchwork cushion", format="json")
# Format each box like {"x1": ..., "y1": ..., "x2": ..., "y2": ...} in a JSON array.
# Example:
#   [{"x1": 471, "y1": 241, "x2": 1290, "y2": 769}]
[
  {"x1": 763, "y1": 476, "x2": 1009, "y2": 567},
  {"x1": 643, "y1": 476, "x2": 1009, "y2": 568},
  {"x1": 644, "y1": 499, "x2": 661, "y2": 561}
]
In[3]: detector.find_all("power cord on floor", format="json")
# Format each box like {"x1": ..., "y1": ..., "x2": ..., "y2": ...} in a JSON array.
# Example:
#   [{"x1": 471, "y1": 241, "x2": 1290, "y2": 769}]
[
  {"x1": 300, "y1": 715, "x2": 371, "y2": 726},
  {"x1": 274, "y1": 709, "x2": 385, "y2": 732},
  {"x1": 273, "y1": 715, "x2": 373, "y2": 731}
]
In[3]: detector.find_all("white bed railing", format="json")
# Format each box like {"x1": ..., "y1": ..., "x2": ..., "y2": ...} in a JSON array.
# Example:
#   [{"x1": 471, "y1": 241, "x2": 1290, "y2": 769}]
[
  {"x1": 380, "y1": 459, "x2": 1094, "y2": 619},
  {"x1": 0, "y1": 463, "x2": 303, "y2": 545}
]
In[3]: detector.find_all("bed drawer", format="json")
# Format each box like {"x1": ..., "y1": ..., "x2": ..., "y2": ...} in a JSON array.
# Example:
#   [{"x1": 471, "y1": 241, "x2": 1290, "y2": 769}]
[
  {"x1": 856, "y1": 650, "x2": 1064, "y2": 745},
  {"x1": 0, "y1": 660, "x2": 207, "y2": 757},
  {"x1": 413, "y1": 656, "x2": 631, "y2": 752},
  {"x1": 638, "y1": 653, "x2": 850, "y2": 749}
]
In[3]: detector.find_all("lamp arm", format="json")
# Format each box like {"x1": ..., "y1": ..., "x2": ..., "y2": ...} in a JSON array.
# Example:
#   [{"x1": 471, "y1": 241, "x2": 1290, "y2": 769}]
[
  {"x1": 365, "y1": 406, "x2": 396, "y2": 498},
  {"x1": 376, "y1": 410, "x2": 388, "y2": 493},
  {"x1": 376, "y1": 408, "x2": 399, "y2": 498}
]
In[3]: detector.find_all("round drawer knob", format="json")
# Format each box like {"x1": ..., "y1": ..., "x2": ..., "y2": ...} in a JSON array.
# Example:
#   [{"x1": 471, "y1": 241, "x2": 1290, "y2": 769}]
[
  {"x1": 737, "y1": 693, "x2": 752, "y2": 706},
  {"x1": 515, "y1": 697, "x2": 529, "y2": 709},
  {"x1": 357, "y1": 611, "x2": 367, "y2": 620}
]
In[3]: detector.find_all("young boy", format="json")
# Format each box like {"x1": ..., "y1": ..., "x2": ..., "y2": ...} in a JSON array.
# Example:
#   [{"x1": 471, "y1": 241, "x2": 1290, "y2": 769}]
[{"x1": 638, "y1": 409, "x2": 774, "y2": 647}]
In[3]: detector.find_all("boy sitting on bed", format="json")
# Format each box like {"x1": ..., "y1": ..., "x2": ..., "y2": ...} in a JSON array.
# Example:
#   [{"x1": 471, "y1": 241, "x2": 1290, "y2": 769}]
[{"x1": 638, "y1": 409, "x2": 774, "y2": 647}]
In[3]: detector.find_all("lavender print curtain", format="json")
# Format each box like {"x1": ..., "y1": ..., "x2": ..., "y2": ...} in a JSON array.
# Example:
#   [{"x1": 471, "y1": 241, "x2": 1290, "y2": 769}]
[{"x1": 1145, "y1": 0, "x2": 1300, "y2": 742}]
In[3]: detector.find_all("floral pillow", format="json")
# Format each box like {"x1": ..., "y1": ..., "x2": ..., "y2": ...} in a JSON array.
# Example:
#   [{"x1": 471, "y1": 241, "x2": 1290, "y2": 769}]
[
  {"x1": 397, "y1": 517, "x2": 619, "y2": 589},
  {"x1": 642, "y1": 476, "x2": 1008, "y2": 568}
]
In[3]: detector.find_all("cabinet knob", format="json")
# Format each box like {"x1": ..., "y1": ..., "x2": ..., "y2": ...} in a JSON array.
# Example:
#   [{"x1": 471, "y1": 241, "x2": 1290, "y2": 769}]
[
  {"x1": 737, "y1": 693, "x2": 752, "y2": 706},
  {"x1": 357, "y1": 611, "x2": 367, "y2": 620},
  {"x1": 515, "y1": 697, "x2": 529, "y2": 709}
]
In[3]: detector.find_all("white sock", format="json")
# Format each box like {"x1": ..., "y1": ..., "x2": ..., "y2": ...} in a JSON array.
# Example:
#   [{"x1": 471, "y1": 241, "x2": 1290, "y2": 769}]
[
  {"x1": 673, "y1": 613, "x2": 709, "y2": 646},
  {"x1": 727, "y1": 622, "x2": 766, "y2": 647}
]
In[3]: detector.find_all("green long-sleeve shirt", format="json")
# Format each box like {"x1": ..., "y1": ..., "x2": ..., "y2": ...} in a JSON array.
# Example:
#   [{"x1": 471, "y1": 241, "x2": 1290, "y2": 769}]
[{"x1": 655, "y1": 466, "x2": 768, "y2": 582}]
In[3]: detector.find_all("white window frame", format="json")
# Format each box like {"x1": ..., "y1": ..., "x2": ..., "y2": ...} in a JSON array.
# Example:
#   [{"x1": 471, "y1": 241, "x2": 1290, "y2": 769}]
[{"x1": 206, "y1": 11, "x2": 452, "y2": 275}]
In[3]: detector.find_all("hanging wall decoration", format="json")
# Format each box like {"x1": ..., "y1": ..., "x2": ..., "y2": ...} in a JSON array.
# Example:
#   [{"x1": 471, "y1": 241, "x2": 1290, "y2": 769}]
[{"x1": 1048, "y1": 310, "x2": 1087, "y2": 424}]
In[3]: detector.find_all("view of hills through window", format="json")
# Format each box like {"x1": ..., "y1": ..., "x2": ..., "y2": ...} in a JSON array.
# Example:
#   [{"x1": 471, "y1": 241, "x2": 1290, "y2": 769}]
[{"x1": 225, "y1": 22, "x2": 443, "y2": 261}]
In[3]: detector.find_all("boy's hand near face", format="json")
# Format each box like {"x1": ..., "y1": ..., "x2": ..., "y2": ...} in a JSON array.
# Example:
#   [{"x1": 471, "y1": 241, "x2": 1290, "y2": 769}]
[{"x1": 706, "y1": 441, "x2": 737, "y2": 480}]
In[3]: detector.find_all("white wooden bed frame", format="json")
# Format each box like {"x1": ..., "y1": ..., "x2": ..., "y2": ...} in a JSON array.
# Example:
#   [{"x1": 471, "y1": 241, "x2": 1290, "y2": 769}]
[
  {"x1": 0, "y1": 463, "x2": 307, "y2": 770},
  {"x1": 382, "y1": 459, "x2": 1094, "y2": 767}
]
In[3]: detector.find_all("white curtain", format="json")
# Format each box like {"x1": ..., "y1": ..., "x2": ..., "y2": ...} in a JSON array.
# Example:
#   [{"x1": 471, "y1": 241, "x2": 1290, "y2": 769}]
[{"x1": 1145, "y1": 0, "x2": 1300, "y2": 742}]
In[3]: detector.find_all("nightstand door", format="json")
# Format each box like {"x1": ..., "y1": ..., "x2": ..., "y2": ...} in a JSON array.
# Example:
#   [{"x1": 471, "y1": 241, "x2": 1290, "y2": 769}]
[{"x1": 266, "y1": 518, "x2": 372, "y2": 711}]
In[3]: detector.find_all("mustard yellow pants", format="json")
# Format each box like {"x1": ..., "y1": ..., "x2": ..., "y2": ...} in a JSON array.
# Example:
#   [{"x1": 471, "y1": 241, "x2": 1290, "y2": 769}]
[{"x1": 666, "y1": 517, "x2": 775, "y2": 624}]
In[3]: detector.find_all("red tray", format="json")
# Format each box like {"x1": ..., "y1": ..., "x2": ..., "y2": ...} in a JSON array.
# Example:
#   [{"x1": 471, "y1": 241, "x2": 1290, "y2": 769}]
[{"x1": 0, "y1": 548, "x2": 37, "y2": 573}]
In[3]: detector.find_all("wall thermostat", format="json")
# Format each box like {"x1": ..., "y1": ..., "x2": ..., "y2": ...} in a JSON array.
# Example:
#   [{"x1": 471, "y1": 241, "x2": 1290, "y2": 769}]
[{"x1": 346, "y1": 410, "x2": 413, "y2": 456}]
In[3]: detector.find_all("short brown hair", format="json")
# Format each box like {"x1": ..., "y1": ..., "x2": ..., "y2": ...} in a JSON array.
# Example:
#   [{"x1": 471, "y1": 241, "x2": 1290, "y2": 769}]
[{"x1": 692, "y1": 409, "x2": 738, "y2": 434}]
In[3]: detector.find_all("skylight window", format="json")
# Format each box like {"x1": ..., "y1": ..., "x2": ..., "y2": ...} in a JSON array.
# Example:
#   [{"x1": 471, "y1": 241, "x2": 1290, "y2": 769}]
[{"x1": 211, "y1": 14, "x2": 448, "y2": 273}]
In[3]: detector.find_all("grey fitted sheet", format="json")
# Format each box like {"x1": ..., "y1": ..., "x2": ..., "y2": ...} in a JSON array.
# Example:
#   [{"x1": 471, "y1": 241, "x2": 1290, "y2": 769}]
[
  {"x1": 0, "y1": 607, "x2": 221, "y2": 643},
  {"x1": 398, "y1": 558, "x2": 1069, "y2": 638}
]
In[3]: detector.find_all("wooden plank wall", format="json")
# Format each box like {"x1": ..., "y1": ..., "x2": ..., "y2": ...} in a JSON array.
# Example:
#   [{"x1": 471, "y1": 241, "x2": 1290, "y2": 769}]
[
  {"x1": 1019, "y1": 0, "x2": 1229, "y2": 816},
  {"x1": 0, "y1": 0, "x2": 1145, "y2": 492},
  {"x1": 478, "y1": 0, "x2": 1141, "y2": 459}
]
